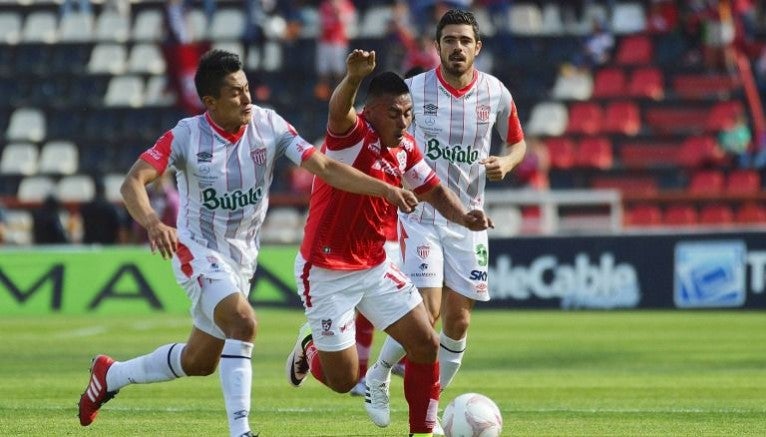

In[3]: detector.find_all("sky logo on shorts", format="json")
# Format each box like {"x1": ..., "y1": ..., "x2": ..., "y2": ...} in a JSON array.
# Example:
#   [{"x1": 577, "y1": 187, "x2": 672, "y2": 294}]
[{"x1": 674, "y1": 240, "x2": 746, "y2": 308}]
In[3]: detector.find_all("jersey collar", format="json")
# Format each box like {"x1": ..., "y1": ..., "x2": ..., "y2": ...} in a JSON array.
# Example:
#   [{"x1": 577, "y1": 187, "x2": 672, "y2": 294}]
[
  {"x1": 205, "y1": 112, "x2": 246, "y2": 143},
  {"x1": 436, "y1": 66, "x2": 478, "y2": 98}
]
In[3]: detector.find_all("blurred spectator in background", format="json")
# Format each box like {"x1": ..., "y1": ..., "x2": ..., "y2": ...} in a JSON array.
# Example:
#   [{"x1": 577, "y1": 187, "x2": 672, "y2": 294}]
[
  {"x1": 387, "y1": 6, "x2": 440, "y2": 74},
  {"x1": 33, "y1": 195, "x2": 69, "y2": 245},
  {"x1": 701, "y1": 0, "x2": 737, "y2": 73},
  {"x1": 477, "y1": 0, "x2": 510, "y2": 33},
  {"x1": 131, "y1": 171, "x2": 179, "y2": 243},
  {"x1": 718, "y1": 113, "x2": 761, "y2": 168},
  {"x1": 80, "y1": 178, "x2": 127, "y2": 245},
  {"x1": 573, "y1": 18, "x2": 614, "y2": 69},
  {"x1": 511, "y1": 137, "x2": 550, "y2": 190},
  {"x1": 315, "y1": 0, "x2": 356, "y2": 100},
  {"x1": 647, "y1": 0, "x2": 679, "y2": 34},
  {"x1": 184, "y1": 0, "x2": 216, "y2": 26},
  {"x1": 163, "y1": 0, "x2": 210, "y2": 115}
]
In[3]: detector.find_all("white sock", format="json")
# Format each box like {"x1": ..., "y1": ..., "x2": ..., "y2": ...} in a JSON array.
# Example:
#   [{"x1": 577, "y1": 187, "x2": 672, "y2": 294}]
[
  {"x1": 106, "y1": 343, "x2": 187, "y2": 391},
  {"x1": 374, "y1": 336, "x2": 406, "y2": 378},
  {"x1": 438, "y1": 332, "x2": 466, "y2": 390},
  {"x1": 219, "y1": 339, "x2": 253, "y2": 437}
]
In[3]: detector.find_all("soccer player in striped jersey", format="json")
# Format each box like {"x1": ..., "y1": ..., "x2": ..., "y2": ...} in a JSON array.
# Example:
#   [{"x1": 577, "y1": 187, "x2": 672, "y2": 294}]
[
  {"x1": 77, "y1": 49, "x2": 419, "y2": 437},
  {"x1": 284, "y1": 49, "x2": 492, "y2": 437},
  {"x1": 367, "y1": 9, "x2": 528, "y2": 431}
]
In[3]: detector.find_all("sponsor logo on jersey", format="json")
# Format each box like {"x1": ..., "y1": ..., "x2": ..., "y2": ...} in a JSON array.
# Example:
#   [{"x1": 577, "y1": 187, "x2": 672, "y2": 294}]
[
  {"x1": 251, "y1": 148, "x2": 267, "y2": 165},
  {"x1": 196, "y1": 151, "x2": 213, "y2": 163},
  {"x1": 476, "y1": 105, "x2": 490, "y2": 123},
  {"x1": 674, "y1": 241, "x2": 746, "y2": 308},
  {"x1": 425, "y1": 139, "x2": 480, "y2": 164},
  {"x1": 419, "y1": 262, "x2": 428, "y2": 270},
  {"x1": 417, "y1": 244, "x2": 430, "y2": 259},
  {"x1": 424, "y1": 103, "x2": 438, "y2": 116},
  {"x1": 368, "y1": 140, "x2": 381, "y2": 154},
  {"x1": 201, "y1": 187, "x2": 264, "y2": 211}
]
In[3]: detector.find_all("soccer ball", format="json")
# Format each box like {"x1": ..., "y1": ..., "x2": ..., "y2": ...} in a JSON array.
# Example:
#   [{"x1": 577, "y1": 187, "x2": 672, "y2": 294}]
[{"x1": 442, "y1": 393, "x2": 503, "y2": 437}]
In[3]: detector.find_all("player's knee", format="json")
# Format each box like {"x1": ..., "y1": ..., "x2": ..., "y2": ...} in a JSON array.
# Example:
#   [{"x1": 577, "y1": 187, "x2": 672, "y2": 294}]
[
  {"x1": 181, "y1": 350, "x2": 218, "y2": 376},
  {"x1": 227, "y1": 313, "x2": 257, "y2": 341}
]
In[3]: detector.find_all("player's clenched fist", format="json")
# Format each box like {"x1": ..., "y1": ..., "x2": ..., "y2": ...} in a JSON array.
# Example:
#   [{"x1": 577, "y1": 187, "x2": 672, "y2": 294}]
[{"x1": 346, "y1": 49, "x2": 376, "y2": 78}]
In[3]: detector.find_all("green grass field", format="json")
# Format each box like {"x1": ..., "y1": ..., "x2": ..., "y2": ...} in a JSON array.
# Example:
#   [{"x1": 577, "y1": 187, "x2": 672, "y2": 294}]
[{"x1": 0, "y1": 309, "x2": 764, "y2": 436}]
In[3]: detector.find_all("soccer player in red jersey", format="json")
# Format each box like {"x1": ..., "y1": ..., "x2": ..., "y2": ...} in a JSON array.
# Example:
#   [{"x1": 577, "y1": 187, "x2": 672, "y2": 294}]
[
  {"x1": 285, "y1": 49, "x2": 492, "y2": 437},
  {"x1": 77, "y1": 49, "x2": 418, "y2": 437}
]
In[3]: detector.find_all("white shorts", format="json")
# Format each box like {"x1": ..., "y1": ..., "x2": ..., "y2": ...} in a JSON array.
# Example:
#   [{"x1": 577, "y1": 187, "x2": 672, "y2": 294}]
[
  {"x1": 295, "y1": 253, "x2": 422, "y2": 352},
  {"x1": 384, "y1": 239, "x2": 402, "y2": 267},
  {"x1": 316, "y1": 42, "x2": 347, "y2": 76},
  {"x1": 399, "y1": 216, "x2": 490, "y2": 301},
  {"x1": 173, "y1": 240, "x2": 252, "y2": 339}
]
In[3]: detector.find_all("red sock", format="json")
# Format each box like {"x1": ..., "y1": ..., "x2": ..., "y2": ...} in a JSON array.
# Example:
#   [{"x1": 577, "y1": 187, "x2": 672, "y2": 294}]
[
  {"x1": 355, "y1": 314, "x2": 374, "y2": 378},
  {"x1": 306, "y1": 342, "x2": 326, "y2": 384},
  {"x1": 404, "y1": 360, "x2": 440, "y2": 434}
]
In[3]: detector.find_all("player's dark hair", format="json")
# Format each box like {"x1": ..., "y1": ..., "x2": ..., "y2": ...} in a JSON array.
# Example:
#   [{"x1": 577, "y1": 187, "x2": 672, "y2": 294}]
[
  {"x1": 436, "y1": 9, "x2": 481, "y2": 42},
  {"x1": 194, "y1": 49, "x2": 242, "y2": 100},
  {"x1": 404, "y1": 66, "x2": 426, "y2": 79},
  {"x1": 366, "y1": 71, "x2": 409, "y2": 102}
]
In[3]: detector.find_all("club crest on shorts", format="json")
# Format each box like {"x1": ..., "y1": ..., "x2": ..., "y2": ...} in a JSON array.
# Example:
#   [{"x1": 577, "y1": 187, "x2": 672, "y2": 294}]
[
  {"x1": 251, "y1": 148, "x2": 267, "y2": 165},
  {"x1": 417, "y1": 244, "x2": 430, "y2": 259},
  {"x1": 321, "y1": 319, "x2": 333, "y2": 335}
]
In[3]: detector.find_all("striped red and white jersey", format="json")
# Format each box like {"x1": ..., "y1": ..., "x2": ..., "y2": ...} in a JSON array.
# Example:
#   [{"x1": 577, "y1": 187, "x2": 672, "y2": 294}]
[
  {"x1": 404, "y1": 66, "x2": 525, "y2": 225},
  {"x1": 140, "y1": 109, "x2": 315, "y2": 272},
  {"x1": 300, "y1": 115, "x2": 439, "y2": 270}
]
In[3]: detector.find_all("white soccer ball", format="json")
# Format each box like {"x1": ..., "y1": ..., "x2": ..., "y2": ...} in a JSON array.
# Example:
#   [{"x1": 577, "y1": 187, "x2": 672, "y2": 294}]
[{"x1": 442, "y1": 393, "x2": 503, "y2": 437}]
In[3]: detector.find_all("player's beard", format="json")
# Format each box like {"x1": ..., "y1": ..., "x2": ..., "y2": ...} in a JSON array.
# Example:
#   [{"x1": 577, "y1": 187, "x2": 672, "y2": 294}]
[{"x1": 441, "y1": 54, "x2": 472, "y2": 78}]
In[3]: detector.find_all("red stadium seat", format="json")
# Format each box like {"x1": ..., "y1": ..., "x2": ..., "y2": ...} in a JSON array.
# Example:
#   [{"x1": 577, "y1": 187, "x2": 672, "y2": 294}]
[
  {"x1": 736, "y1": 202, "x2": 766, "y2": 224},
  {"x1": 592, "y1": 68, "x2": 626, "y2": 98},
  {"x1": 629, "y1": 67, "x2": 664, "y2": 99},
  {"x1": 726, "y1": 169, "x2": 761, "y2": 195},
  {"x1": 576, "y1": 137, "x2": 613, "y2": 169},
  {"x1": 706, "y1": 101, "x2": 745, "y2": 131},
  {"x1": 625, "y1": 204, "x2": 662, "y2": 226},
  {"x1": 603, "y1": 101, "x2": 640, "y2": 135},
  {"x1": 619, "y1": 142, "x2": 679, "y2": 168},
  {"x1": 591, "y1": 175, "x2": 659, "y2": 197},
  {"x1": 677, "y1": 136, "x2": 725, "y2": 167},
  {"x1": 664, "y1": 204, "x2": 698, "y2": 226},
  {"x1": 689, "y1": 170, "x2": 725, "y2": 195},
  {"x1": 566, "y1": 102, "x2": 603, "y2": 135},
  {"x1": 644, "y1": 107, "x2": 709, "y2": 134},
  {"x1": 615, "y1": 35, "x2": 653, "y2": 65},
  {"x1": 545, "y1": 137, "x2": 576, "y2": 169},
  {"x1": 672, "y1": 74, "x2": 740, "y2": 99},
  {"x1": 699, "y1": 204, "x2": 734, "y2": 225}
]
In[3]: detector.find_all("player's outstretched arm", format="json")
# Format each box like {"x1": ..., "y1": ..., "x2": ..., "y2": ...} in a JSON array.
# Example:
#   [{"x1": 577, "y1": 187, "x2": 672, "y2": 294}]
[
  {"x1": 417, "y1": 183, "x2": 493, "y2": 231},
  {"x1": 482, "y1": 138, "x2": 527, "y2": 181},
  {"x1": 327, "y1": 49, "x2": 376, "y2": 135},
  {"x1": 301, "y1": 151, "x2": 418, "y2": 213},
  {"x1": 121, "y1": 160, "x2": 178, "y2": 259}
]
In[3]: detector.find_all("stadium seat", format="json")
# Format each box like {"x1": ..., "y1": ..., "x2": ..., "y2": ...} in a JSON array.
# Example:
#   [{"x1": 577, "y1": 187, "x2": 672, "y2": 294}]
[
  {"x1": 663, "y1": 204, "x2": 698, "y2": 226},
  {"x1": 688, "y1": 169, "x2": 725, "y2": 195},
  {"x1": 726, "y1": 169, "x2": 761, "y2": 195},
  {"x1": 736, "y1": 202, "x2": 766, "y2": 224},
  {"x1": 103, "y1": 173, "x2": 125, "y2": 203},
  {"x1": 611, "y1": 2, "x2": 646, "y2": 34},
  {"x1": 95, "y1": 10, "x2": 130, "y2": 42},
  {"x1": 629, "y1": 67, "x2": 664, "y2": 100},
  {"x1": 592, "y1": 68, "x2": 626, "y2": 98},
  {"x1": 262, "y1": 41, "x2": 283, "y2": 72},
  {"x1": 127, "y1": 44, "x2": 166, "y2": 75},
  {"x1": 56, "y1": 174, "x2": 95, "y2": 202},
  {"x1": 680, "y1": 135, "x2": 727, "y2": 168},
  {"x1": 3, "y1": 209, "x2": 33, "y2": 245},
  {"x1": 0, "y1": 11, "x2": 22, "y2": 44},
  {"x1": 672, "y1": 74, "x2": 740, "y2": 99},
  {"x1": 619, "y1": 142, "x2": 679, "y2": 169},
  {"x1": 551, "y1": 70, "x2": 593, "y2": 100},
  {"x1": 132, "y1": 8, "x2": 164, "y2": 42},
  {"x1": 508, "y1": 3, "x2": 543, "y2": 35},
  {"x1": 38, "y1": 141, "x2": 78, "y2": 175},
  {"x1": 87, "y1": 43, "x2": 127, "y2": 74},
  {"x1": 58, "y1": 11, "x2": 93, "y2": 42},
  {"x1": 144, "y1": 75, "x2": 175, "y2": 107},
  {"x1": 576, "y1": 137, "x2": 613, "y2": 169},
  {"x1": 540, "y1": 3, "x2": 564, "y2": 35},
  {"x1": 544, "y1": 137, "x2": 576, "y2": 169},
  {"x1": 566, "y1": 102, "x2": 602, "y2": 135},
  {"x1": 706, "y1": 101, "x2": 745, "y2": 131},
  {"x1": 699, "y1": 204, "x2": 734, "y2": 225},
  {"x1": 5, "y1": 107, "x2": 46, "y2": 143},
  {"x1": 209, "y1": 9, "x2": 245, "y2": 41},
  {"x1": 570, "y1": 3, "x2": 609, "y2": 35},
  {"x1": 591, "y1": 175, "x2": 659, "y2": 197},
  {"x1": 644, "y1": 107, "x2": 709, "y2": 134},
  {"x1": 17, "y1": 176, "x2": 55, "y2": 202},
  {"x1": 262, "y1": 14, "x2": 289, "y2": 40},
  {"x1": 187, "y1": 8, "x2": 209, "y2": 42},
  {"x1": 603, "y1": 101, "x2": 640, "y2": 135},
  {"x1": 526, "y1": 102, "x2": 568, "y2": 136},
  {"x1": 625, "y1": 204, "x2": 662, "y2": 226},
  {"x1": 615, "y1": 35, "x2": 652, "y2": 65},
  {"x1": 358, "y1": 6, "x2": 392, "y2": 38},
  {"x1": 0, "y1": 143, "x2": 38, "y2": 175},
  {"x1": 104, "y1": 75, "x2": 145, "y2": 107},
  {"x1": 22, "y1": 11, "x2": 58, "y2": 43}
]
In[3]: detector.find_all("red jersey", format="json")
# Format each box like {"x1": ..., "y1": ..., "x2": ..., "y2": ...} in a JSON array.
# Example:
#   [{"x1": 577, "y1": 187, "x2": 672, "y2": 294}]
[
  {"x1": 319, "y1": 0, "x2": 355, "y2": 44},
  {"x1": 300, "y1": 116, "x2": 439, "y2": 270}
]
